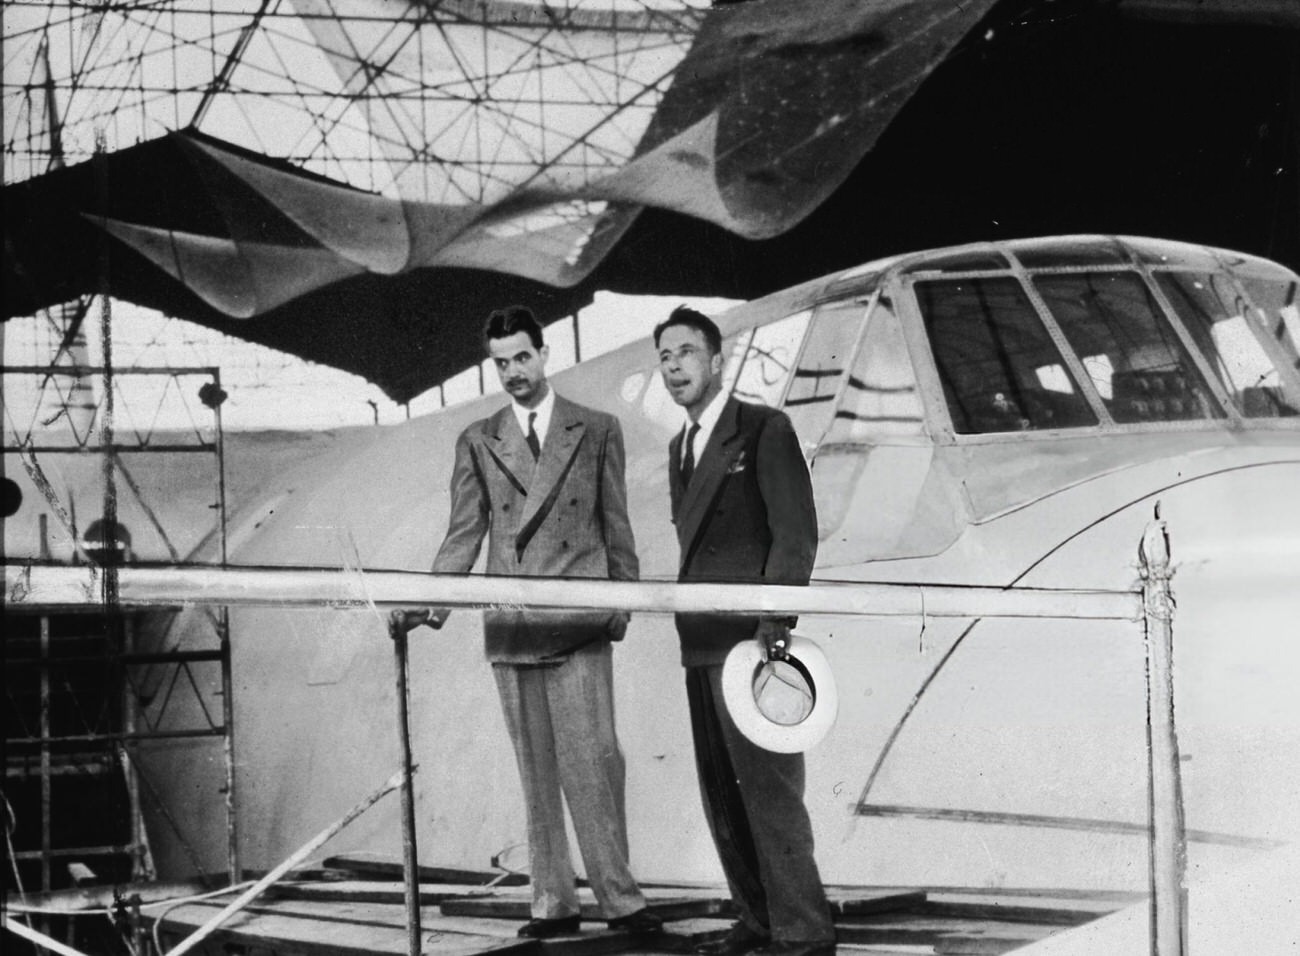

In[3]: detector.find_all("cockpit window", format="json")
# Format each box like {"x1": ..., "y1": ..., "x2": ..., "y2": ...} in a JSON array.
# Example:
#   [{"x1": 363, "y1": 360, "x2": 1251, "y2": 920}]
[
  {"x1": 1034, "y1": 272, "x2": 1223, "y2": 423},
  {"x1": 824, "y1": 296, "x2": 926, "y2": 441},
  {"x1": 730, "y1": 311, "x2": 811, "y2": 407},
  {"x1": 1156, "y1": 272, "x2": 1300, "y2": 418},
  {"x1": 916, "y1": 277, "x2": 1097, "y2": 434},
  {"x1": 1240, "y1": 276, "x2": 1300, "y2": 404},
  {"x1": 782, "y1": 299, "x2": 865, "y2": 449}
]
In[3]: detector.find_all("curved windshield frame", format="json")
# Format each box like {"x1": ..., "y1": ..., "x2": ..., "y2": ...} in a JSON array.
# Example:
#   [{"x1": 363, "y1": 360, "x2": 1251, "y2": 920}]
[{"x1": 905, "y1": 257, "x2": 1300, "y2": 437}]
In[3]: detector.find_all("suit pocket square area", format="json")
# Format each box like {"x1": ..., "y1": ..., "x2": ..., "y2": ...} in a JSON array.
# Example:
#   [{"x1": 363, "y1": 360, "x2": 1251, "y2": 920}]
[{"x1": 727, "y1": 453, "x2": 747, "y2": 474}]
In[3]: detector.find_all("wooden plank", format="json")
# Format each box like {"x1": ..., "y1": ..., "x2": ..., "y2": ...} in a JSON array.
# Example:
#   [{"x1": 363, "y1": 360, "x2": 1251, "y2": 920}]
[
  {"x1": 916, "y1": 898, "x2": 1107, "y2": 927},
  {"x1": 164, "y1": 896, "x2": 732, "y2": 950},
  {"x1": 827, "y1": 885, "x2": 1143, "y2": 904},
  {"x1": 323, "y1": 854, "x2": 529, "y2": 887},
  {"x1": 177, "y1": 897, "x2": 435, "y2": 929},
  {"x1": 151, "y1": 906, "x2": 531, "y2": 956},
  {"x1": 425, "y1": 915, "x2": 535, "y2": 940},
  {"x1": 439, "y1": 897, "x2": 732, "y2": 924},
  {"x1": 143, "y1": 886, "x2": 1091, "y2": 956},
  {"x1": 535, "y1": 932, "x2": 659, "y2": 956},
  {"x1": 834, "y1": 916, "x2": 1057, "y2": 949},
  {"x1": 934, "y1": 936, "x2": 1046, "y2": 955},
  {"x1": 531, "y1": 920, "x2": 723, "y2": 956},
  {"x1": 159, "y1": 897, "x2": 545, "y2": 945},
  {"x1": 835, "y1": 925, "x2": 946, "y2": 947},
  {"x1": 828, "y1": 891, "x2": 927, "y2": 918},
  {"x1": 268, "y1": 881, "x2": 494, "y2": 905}
]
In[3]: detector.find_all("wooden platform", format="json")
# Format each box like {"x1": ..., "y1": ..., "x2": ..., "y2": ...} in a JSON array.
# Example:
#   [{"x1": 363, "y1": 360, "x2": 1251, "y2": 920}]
[{"x1": 140, "y1": 861, "x2": 1133, "y2": 956}]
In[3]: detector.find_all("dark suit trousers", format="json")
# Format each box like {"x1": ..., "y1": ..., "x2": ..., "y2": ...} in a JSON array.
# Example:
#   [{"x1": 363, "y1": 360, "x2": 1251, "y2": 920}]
[{"x1": 686, "y1": 665, "x2": 835, "y2": 944}]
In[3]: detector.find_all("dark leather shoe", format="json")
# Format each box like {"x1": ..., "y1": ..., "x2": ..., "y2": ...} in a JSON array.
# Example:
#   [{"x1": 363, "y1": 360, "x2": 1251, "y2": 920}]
[
  {"x1": 517, "y1": 915, "x2": 581, "y2": 938},
  {"x1": 695, "y1": 922, "x2": 770, "y2": 956},
  {"x1": 606, "y1": 909, "x2": 663, "y2": 934}
]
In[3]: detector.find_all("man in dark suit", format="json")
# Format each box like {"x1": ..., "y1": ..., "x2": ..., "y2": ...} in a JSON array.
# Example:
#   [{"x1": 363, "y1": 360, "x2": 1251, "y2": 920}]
[
  {"x1": 655, "y1": 306, "x2": 835, "y2": 956},
  {"x1": 394, "y1": 306, "x2": 660, "y2": 938}
]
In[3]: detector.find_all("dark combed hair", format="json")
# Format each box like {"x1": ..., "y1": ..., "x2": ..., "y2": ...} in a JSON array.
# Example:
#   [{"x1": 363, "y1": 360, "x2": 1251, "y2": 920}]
[
  {"x1": 653, "y1": 304, "x2": 722, "y2": 354},
  {"x1": 484, "y1": 305, "x2": 545, "y2": 350}
]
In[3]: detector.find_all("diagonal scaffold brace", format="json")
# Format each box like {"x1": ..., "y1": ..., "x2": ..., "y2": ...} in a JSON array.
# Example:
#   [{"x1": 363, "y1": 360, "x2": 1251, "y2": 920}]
[{"x1": 163, "y1": 766, "x2": 411, "y2": 956}]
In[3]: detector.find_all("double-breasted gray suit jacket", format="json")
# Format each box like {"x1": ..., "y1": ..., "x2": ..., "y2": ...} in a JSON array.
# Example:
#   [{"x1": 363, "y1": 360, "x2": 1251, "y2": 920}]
[
  {"x1": 670, "y1": 397, "x2": 818, "y2": 666},
  {"x1": 433, "y1": 394, "x2": 639, "y2": 663}
]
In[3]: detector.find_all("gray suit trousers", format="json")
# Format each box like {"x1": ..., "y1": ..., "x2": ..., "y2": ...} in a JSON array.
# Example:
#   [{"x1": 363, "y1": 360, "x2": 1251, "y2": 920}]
[{"x1": 493, "y1": 643, "x2": 645, "y2": 920}]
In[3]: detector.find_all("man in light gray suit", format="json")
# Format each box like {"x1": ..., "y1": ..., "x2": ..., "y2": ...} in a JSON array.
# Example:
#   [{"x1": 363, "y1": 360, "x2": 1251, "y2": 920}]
[{"x1": 393, "y1": 305, "x2": 660, "y2": 939}]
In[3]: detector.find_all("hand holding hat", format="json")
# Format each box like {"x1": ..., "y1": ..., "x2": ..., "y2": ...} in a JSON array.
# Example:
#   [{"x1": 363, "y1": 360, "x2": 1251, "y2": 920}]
[
  {"x1": 754, "y1": 617, "x2": 792, "y2": 661},
  {"x1": 722, "y1": 632, "x2": 839, "y2": 753}
]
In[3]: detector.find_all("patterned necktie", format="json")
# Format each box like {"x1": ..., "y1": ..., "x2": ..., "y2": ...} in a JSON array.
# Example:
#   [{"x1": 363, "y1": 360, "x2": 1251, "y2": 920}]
[
  {"x1": 526, "y1": 411, "x2": 541, "y2": 460},
  {"x1": 680, "y1": 423, "x2": 700, "y2": 487}
]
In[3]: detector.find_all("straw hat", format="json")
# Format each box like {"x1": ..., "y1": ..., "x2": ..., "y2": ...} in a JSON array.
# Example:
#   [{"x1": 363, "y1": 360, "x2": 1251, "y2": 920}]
[{"x1": 721, "y1": 634, "x2": 838, "y2": 753}]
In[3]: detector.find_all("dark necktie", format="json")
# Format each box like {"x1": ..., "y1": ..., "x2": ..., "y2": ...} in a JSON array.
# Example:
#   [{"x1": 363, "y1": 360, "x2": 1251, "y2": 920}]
[
  {"x1": 526, "y1": 411, "x2": 541, "y2": 461},
  {"x1": 680, "y1": 423, "x2": 700, "y2": 487}
]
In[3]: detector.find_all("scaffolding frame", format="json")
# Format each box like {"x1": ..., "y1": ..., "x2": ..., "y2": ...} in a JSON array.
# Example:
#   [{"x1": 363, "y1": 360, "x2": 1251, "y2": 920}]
[{"x1": 3, "y1": 362, "x2": 238, "y2": 901}]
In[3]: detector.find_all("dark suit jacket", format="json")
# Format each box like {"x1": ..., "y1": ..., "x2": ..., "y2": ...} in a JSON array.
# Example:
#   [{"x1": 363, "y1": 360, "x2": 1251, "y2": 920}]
[
  {"x1": 670, "y1": 397, "x2": 817, "y2": 666},
  {"x1": 433, "y1": 393, "x2": 639, "y2": 663}
]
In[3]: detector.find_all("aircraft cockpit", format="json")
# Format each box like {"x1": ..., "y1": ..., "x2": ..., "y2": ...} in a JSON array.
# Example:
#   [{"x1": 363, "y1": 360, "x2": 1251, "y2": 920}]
[{"x1": 692, "y1": 235, "x2": 1300, "y2": 450}]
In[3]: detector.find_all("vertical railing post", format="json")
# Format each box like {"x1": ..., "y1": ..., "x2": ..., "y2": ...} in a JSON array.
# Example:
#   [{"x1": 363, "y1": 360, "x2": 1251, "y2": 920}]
[
  {"x1": 218, "y1": 608, "x2": 239, "y2": 884},
  {"x1": 1140, "y1": 506, "x2": 1187, "y2": 956},
  {"x1": 39, "y1": 613, "x2": 52, "y2": 941},
  {"x1": 211, "y1": 368, "x2": 240, "y2": 886},
  {"x1": 390, "y1": 617, "x2": 422, "y2": 956}
]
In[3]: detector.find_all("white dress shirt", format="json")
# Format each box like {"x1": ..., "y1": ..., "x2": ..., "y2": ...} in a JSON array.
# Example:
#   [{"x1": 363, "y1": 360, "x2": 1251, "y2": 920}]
[
  {"x1": 682, "y1": 388, "x2": 726, "y2": 467},
  {"x1": 512, "y1": 385, "x2": 556, "y2": 450}
]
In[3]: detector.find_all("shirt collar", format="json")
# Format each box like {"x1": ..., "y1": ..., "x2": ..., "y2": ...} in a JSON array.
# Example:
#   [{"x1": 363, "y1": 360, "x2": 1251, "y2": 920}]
[
  {"x1": 684, "y1": 387, "x2": 726, "y2": 450},
  {"x1": 512, "y1": 385, "x2": 555, "y2": 443}
]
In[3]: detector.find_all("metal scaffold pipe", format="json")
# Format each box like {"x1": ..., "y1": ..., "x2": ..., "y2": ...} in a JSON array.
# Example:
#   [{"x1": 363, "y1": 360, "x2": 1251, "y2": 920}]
[{"x1": 2, "y1": 564, "x2": 1141, "y2": 622}]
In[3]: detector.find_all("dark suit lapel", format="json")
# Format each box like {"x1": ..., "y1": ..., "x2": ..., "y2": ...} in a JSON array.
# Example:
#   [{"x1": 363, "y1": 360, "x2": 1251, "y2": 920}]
[
  {"x1": 516, "y1": 395, "x2": 586, "y2": 558},
  {"x1": 485, "y1": 405, "x2": 530, "y2": 496},
  {"x1": 676, "y1": 398, "x2": 743, "y2": 564}
]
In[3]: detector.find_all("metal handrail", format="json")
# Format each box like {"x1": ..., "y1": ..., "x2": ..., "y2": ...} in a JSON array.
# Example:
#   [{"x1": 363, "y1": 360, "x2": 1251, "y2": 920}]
[
  {"x1": 1, "y1": 513, "x2": 1185, "y2": 956},
  {"x1": 2, "y1": 563, "x2": 1141, "y2": 620}
]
